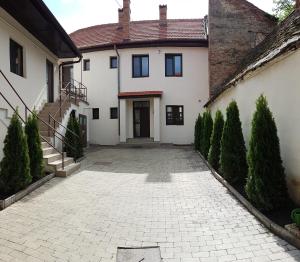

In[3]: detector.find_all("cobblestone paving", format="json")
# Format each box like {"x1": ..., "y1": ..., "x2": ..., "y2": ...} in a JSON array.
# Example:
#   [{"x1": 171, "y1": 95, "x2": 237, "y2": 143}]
[{"x1": 0, "y1": 146, "x2": 299, "y2": 262}]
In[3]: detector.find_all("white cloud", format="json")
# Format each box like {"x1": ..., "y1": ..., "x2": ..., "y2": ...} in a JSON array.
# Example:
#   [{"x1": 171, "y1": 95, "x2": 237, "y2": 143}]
[{"x1": 53, "y1": 0, "x2": 274, "y2": 33}]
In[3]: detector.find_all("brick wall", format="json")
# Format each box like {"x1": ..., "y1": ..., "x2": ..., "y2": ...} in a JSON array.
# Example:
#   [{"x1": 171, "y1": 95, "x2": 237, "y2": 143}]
[{"x1": 208, "y1": 0, "x2": 278, "y2": 97}]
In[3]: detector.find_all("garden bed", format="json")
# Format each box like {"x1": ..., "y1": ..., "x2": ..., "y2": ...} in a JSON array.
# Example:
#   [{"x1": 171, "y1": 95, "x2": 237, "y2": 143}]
[
  {"x1": 198, "y1": 152, "x2": 300, "y2": 249},
  {"x1": 0, "y1": 173, "x2": 55, "y2": 210}
]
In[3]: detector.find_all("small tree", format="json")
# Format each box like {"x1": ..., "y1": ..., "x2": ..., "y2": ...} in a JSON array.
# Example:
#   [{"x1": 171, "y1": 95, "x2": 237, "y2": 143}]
[
  {"x1": 220, "y1": 101, "x2": 247, "y2": 184},
  {"x1": 201, "y1": 110, "x2": 213, "y2": 159},
  {"x1": 25, "y1": 112, "x2": 44, "y2": 181},
  {"x1": 65, "y1": 114, "x2": 83, "y2": 160},
  {"x1": 208, "y1": 110, "x2": 224, "y2": 171},
  {"x1": 0, "y1": 112, "x2": 31, "y2": 196},
  {"x1": 246, "y1": 95, "x2": 288, "y2": 211},
  {"x1": 194, "y1": 114, "x2": 202, "y2": 151}
]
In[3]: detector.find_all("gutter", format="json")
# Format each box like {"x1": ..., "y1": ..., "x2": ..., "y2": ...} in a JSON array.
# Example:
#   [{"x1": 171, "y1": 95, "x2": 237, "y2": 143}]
[{"x1": 114, "y1": 45, "x2": 121, "y2": 136}]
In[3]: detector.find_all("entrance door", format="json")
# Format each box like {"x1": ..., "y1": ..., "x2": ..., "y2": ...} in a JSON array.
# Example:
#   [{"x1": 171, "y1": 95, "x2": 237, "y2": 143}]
[
  {"x1": 62, "y1": 65, "x2": 73, "y2": 89},
  {"x1": 46, "y1": 60, "x2": 54, "y2": 103},
  {"x1": 79, "y1": 114, "x2": 87, "y2": 147},
  {"x1": 133, "y1": 101, "x2": 150, "y2": 138}
]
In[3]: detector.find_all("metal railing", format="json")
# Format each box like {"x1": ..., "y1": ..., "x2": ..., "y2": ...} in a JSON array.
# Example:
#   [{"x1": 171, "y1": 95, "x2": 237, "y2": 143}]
[{"x1": 0, "y1": 70, "x2": 77, "y2": 170}]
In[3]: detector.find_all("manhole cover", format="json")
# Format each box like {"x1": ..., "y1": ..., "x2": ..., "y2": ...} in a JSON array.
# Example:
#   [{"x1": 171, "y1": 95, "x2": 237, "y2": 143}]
[{"x1": 117, "y1": 247, "x2": 161, "y2": 262}]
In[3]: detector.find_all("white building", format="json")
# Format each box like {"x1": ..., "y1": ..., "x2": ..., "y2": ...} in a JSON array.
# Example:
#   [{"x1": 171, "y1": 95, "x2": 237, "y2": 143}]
[{"x1": 70, "y1": 1, "x2": 209, "y2": 145}]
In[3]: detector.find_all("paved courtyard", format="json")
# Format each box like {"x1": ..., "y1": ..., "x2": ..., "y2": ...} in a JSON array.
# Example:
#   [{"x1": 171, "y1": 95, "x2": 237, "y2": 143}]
[{"x1": 0, "y1": 146, "x2": 299, "y2": 262}]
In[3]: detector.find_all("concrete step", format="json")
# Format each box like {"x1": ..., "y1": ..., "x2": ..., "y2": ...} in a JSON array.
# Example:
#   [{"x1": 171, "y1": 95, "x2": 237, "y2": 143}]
[
  {"x1": 42, "y1": 147, "x2": 56, "y2": 155},
  {"x1": 56, "y1": 162, "x2": 81, "y2": 177},
  {"x1": 47, "y1": 157, "x2": 74, "y2": 172},
  {"x1": 43, "y1": 153, "x2": 62, "y2": 164}
]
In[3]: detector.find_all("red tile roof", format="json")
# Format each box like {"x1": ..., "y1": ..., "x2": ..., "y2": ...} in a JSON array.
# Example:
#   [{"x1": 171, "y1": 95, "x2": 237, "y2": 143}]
[
  {"x1": 118, "y1": 91, "x2": 163, "y2": 99},
  {"x1": 70, "y1": 19, "x2": 206, "y2": 50}
]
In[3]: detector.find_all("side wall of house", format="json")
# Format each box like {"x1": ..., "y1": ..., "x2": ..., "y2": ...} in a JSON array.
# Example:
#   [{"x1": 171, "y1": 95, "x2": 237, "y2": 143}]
[
  {"x1": 0, "y1": 8, "x2": 60, "y2": 160},
  {"x1": 208, "y1": 49, "x2": 300, "y2": 204},
  {"x1": 73, "y1": 46, "x2": 209, "y2": 145}
]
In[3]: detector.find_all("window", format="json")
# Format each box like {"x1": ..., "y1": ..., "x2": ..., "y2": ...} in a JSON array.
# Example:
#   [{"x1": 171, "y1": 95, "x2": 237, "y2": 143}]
[
  {"x1": 166, "y1": 106, "x2": 184, "y2": 125},
  {"x1": 110, "y1": 56, "x2": 118, "y2": 68},
  {"x1": 110, "y1": 107, "x2": 118, "y2": 119},
  {"x1": 165, "y1": 54, "x2": 182, "y2": 77},
  {"x1": 10, "y1": 39, "x2": 24, "y2": 77},
  {"x1": 92, "y1": 108, "x2": 99, "y2": 120},
  {"x1": 83, "y1": 59, "x2": 90, "y2": 71},
  {"x1": 132, "y1": 55, "x2": 149, "y2": 77}
]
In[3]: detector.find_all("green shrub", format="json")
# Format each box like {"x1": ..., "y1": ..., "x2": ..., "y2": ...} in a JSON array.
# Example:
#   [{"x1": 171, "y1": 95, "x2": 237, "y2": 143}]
[
  {"x1": 201, "y1": 110, "x2": 213, "y2": 159},
  {"x1": 0, "y1": 111, "x2": 31, "y2": 196},
  {"x1": 65, "y1": 114, "x2": 83, "y2": 160},
  {"x1": 208, "y1": 110, "x2": 224, "y2": 171},
  {"x1": 25, "y1": 112, "x2": 44, "y2": 181},
  {"x1": 194, "y1": 114, "x2": 202, "y2": 151},
  {"x1": 220, "y1": 101, "x2": 247, "y2": 184},
  {"x1": 246, "y1": 95, "x2": 288, "y2": 211}
]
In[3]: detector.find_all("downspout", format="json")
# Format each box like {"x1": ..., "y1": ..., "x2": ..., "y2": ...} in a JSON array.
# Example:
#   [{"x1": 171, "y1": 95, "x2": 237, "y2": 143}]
[{"x1": 114, "y1": 44, "x2": 121, "y2": 135}]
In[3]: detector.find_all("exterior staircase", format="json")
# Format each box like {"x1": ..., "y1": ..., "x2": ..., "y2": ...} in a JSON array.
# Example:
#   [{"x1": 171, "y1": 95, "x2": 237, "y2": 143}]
[{"x1": 37, "y1": 96, "x2": 81, "y2": 177}]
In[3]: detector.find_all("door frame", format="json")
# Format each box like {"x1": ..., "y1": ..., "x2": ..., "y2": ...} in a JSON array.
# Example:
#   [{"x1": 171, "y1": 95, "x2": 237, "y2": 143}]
[
  {"x1": 46, "y1": 59, "x2": 54, "y2": 103},
  {"x1": 133, "y1": 101, "x2": 150, "y2": 138},
  {"x1": 79, "y1": 114, "x2": 87, "y2": 147}
]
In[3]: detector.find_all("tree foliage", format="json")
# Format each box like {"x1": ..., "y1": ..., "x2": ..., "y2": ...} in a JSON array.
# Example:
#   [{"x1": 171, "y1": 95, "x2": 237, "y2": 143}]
[
  {"x1": 25, "y1": 112, "x2": 44, "y2": 181},
  {"x1": 273, "y1": 0, "x2": 295, "y2": 21},
  {"x1": 65, "y1": 114, "x2": 83, "y2": 160},
  {"x1": 194, "y1": 114, "x2": 202, "y2": 151},
  {"x1": 201, "y1": 110, "x2": 213, "y2": 159},
  {"x1": 245, "y1": 95, "x2": 288, "y2": 211},
  {"x1": 220, "y1": 101, "x2": 247, "y2": 184},
  {"x1": 0, "y1": 112, "x2": 31, "y2": 196},
  {"x1": 208, "y1": 110, "x2": 224, "y2": 171}
]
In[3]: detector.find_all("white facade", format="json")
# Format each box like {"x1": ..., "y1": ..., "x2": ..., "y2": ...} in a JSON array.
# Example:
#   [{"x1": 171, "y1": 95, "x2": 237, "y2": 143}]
[
  {"x1": 208, "y1": 49, "x2": 300, "y2": 204},
  {"x1": 73, "y1": 46, "x2": 209, "y2": 145}
]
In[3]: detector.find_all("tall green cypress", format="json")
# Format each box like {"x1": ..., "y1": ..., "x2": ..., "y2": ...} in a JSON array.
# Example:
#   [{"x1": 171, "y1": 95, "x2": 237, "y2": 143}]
[
  {"x1": 25, "y1": 112, "x2": 44, "y2": 181},
  {"x1": 246, "y1": 95, "x2": 288, "y2": 211},
  {"x1": 220, "y1": 101, "x2": 247, "y2": 184},
  {"x1": 73, "y1": 117, "x2": 83, "y2": 160},
  {"x1": 201, "y1": 110, "x2": 213, "y2": 159},
  {"x1": 194, "y1": 114, "x2": 202, "y2": 151},
  {"x1": 0, "y1": 112, "x2": 31, "y2": 196},
  {"x1": 208, "y1": 110, "x2": 224, "y2": 171}
]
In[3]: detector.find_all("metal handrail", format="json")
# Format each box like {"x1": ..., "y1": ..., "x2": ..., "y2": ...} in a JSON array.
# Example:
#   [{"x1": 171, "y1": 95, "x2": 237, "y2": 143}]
[
  {"x1": 0, "y1": 70, "x2": 74, "y2": 170},
  {"x1": 48, "y1": 114, "x2": 79, "y2": 139}
]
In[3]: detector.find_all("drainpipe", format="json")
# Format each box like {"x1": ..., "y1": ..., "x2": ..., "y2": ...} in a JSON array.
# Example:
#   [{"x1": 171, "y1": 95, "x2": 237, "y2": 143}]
[{"x1": 114, "y1": 44, "x2": 121, "y2": 135}]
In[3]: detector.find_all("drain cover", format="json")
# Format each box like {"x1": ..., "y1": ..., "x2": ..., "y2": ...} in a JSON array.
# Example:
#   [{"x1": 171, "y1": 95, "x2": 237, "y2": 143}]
[{"x1": 117, "y1": 247, "x2": 161, "y2": 262}]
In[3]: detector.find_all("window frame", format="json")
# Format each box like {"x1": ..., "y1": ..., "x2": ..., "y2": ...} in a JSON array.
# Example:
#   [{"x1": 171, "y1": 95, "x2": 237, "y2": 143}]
[
  {"x1": 110, "y1": 56, "x2": 118, "y2": 69},
  {"x1": 166, "y1": 105, "x2": 184, "y2": 126},
  {"x1": 165, "y1": 53, "x2": 183, "y2": 77},
  {"x1": 110, "y1": 107, "x2": 118, "y2": 119},
  {"x1": 10, "y1": 39, "x2": 24, "y2": 77},
  {"x1": 92, "y1": 108, "x2": 99, "y2": 120},
  {"x1": 83, "y1": 59, "x2": 90, "y2": 71},
  {"x1": 132, "y1": 54, "x2": 149, "y2": 78}
]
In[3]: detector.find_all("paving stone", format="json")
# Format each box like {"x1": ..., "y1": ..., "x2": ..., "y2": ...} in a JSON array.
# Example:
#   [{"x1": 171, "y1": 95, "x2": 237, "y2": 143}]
[{"x1": 0, "y1": 147, "x2": 299, "y2": 262}]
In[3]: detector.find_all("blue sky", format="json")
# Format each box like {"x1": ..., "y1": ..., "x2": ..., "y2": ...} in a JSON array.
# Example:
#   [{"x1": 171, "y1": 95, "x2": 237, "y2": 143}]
[{"x1": 44, "y1": 0, "x2": 274, "y2": 33}]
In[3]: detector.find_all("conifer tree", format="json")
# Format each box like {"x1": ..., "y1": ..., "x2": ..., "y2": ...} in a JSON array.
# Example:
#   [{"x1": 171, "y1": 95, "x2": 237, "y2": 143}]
[
  {"x1": 0, "y1": 111, "x2": 31, "y2": 196},
  {"x1": 246, "y1": 95, "x2": 288, "y2": 211},
  {"x1": 201, "y1": 111, "x2": 213, "y2": 159},
  {"x1": 208, "y1": 110, "x2": 224, "y2": 171},
  {"x1": 73, "y1": 117, "x2": 83, "y2": 160},
  {"x1": 194, "y1": 114, "x2": 202, "y2": 151},
  {"x1": 65, "y1": 114, "x2": 83, "y2": 160},
  {"x1": 220, "y1": 101, "x2": 247, "y2": 184},
  {"x1": 25, "y1": 112, "x2": 44, "y2": 181}
]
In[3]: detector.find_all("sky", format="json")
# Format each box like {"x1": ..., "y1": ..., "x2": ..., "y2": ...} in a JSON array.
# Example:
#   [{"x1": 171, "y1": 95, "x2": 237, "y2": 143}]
[{"x1": 43, "y1": 0, "x2": 275, "y2": 33}]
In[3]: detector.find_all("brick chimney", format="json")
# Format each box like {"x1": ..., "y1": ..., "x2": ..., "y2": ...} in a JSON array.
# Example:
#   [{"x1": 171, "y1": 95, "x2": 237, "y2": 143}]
[
  {"x1": 122, "y1": 0, "x2": 131, "y2": 41},
  {"x1": 118, "y1": 8, "x2": 124, "y2": 29},
  {"x1": 296, "y1": 0, "x2": 300, "y2": 9},
  {"x1": 159, "y1": 5, "x2": 167, "y2": 26}
]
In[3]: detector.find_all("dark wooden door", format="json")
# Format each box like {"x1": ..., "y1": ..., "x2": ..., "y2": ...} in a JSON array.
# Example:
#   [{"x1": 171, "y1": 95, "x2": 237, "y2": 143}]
[
  {"x1": 79, "y1": 114, "x2": 87, "y2": 147},
  {"x1": 133, "y1": 101, "x2": 150, "y2": 138},
  {"x1": 46, "y1": 60, "x2": 54, "y2": 103},
  {"x1": 62, "y1": 65, "x2": 73, "y2": 89}
]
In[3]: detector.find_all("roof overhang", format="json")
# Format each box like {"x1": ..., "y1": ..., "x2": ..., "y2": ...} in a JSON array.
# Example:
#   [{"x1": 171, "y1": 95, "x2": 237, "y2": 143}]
[
  {"x1": 118, "y1": 91, "x2": 163, "y2": 99},
  {"x1": 78, "y1": 39, "x2": 208, "y2": 53},
  {"x1": 0, "y1": 0, "x2": 81, "y2": 59}
]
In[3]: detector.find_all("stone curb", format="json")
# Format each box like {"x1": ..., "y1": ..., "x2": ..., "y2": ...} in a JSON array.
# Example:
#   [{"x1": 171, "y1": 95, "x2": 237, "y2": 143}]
[
  {"x1": 197, "y1": 151, "x2": 300, "y2": 250},
  {"x1": 0, "y1": 173, "x2": 55, "y2": 211}
]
